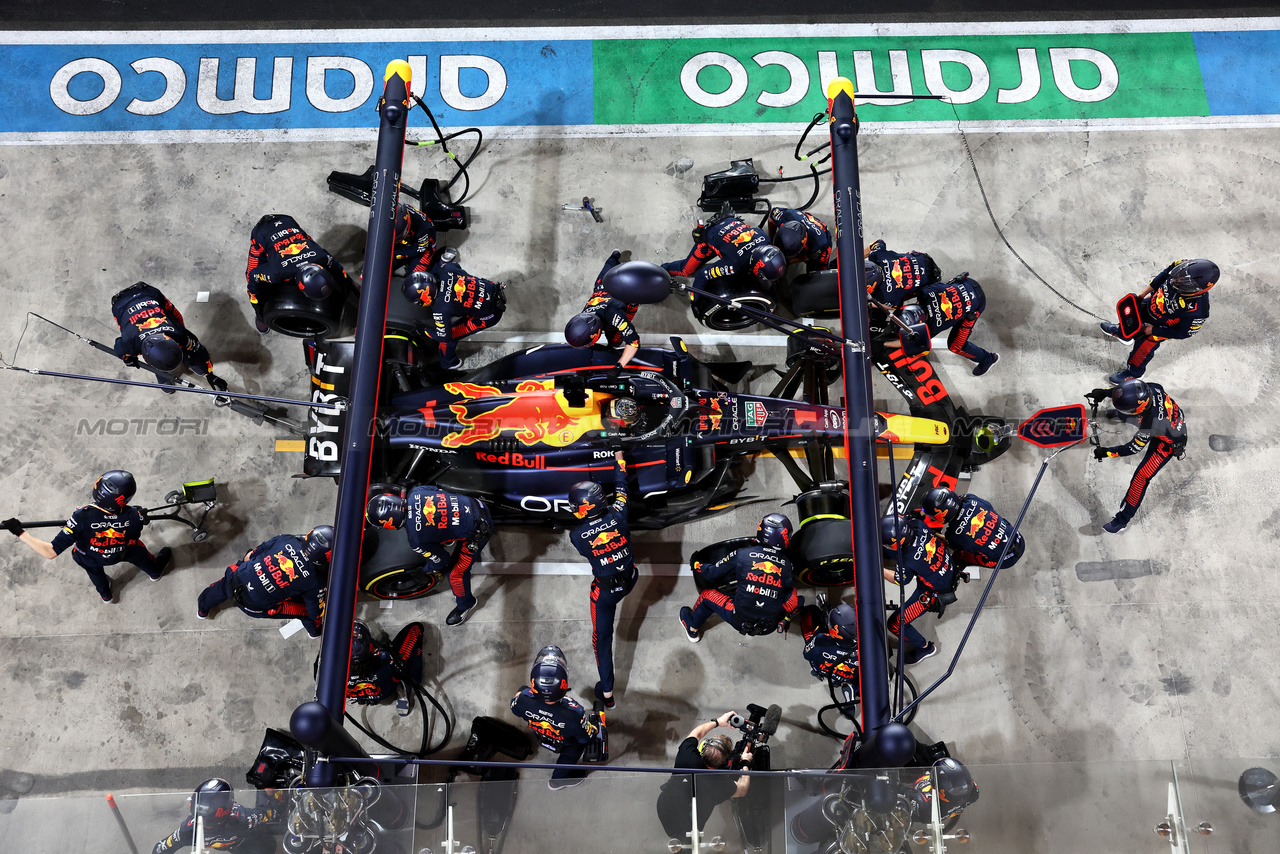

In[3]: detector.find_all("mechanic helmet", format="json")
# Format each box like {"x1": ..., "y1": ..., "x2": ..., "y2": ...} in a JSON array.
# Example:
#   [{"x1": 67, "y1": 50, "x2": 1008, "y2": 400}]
[
  {"x1": 863, "y1": 259, "x2": 884, "y2": 295},
  {"x1": 750, "y1": 245, "x2": 786, "y2": 282},
  {"x1": 756, "y1": 513, "x2": 793, "y2": 549},
  {"x1": 140, "y1": 334, "x2": 183, "y2": 373},
  {"x1": 93, "y1": 470, "x2": 136, "y2": 509},
  {"x1": 880, "y1": 513, "x2": 906, "y2": 558},
  {"x1": 350, "y1": 620, "x2": 375, "y2": 674},
  {"x1": 297, "y1": 263, "x2": 335, "y2": 300},
  {"x1": 922, "y1": 487, "x2": 961, "y2": 522},
  {"x1": 303, "y1": 525, "x2": 335, "y2": 564},
  {"x1": 568, "y1": 481, "x2": 607, "y2": 520},
  {"x1": 773, "y1": 221, "x2": 807, "y2": 257},
  {"x1": 394, "y1": 203, "x2": 413, "y2": 241},
  {"x1": 564, "y1": 312, "x2": 602, "y2": 348},
  {"x1": 1166, "y1": 258, "x2": 1219, "y2": 295},
  {"x1": 696, "y1": 733, "x2": 733, "y2": 769},
  {"x1": 827, "y1": 603, "x2": 857, "y2": 647},
  {"x1": 1110, "y1": 379, "x2": 1151, "y2": 415},
  {"x1": 529, "y1": 644, "x2": 569, "y2": 701},
  {"x1": 403, "y1": 271, "x2": 439, "y2": 307},
  {"x1": 603, "y1": 396, "x2": 639, "y2": 430},
  {"x1": 899, "y1": 304, "x2": 926, "y2": 328},
  {"x1": 365, "y1": 493, "x2": 407, "y2": 530},
  {"x1": 191, "y1": 778, "x2": 235, "y2": 822}
]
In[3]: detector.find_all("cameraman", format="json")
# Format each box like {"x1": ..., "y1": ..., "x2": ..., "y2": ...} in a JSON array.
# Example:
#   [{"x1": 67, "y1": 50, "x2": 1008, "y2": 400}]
[{"x1": 656, "y1": 712, "x2": 752, "y2": 841}]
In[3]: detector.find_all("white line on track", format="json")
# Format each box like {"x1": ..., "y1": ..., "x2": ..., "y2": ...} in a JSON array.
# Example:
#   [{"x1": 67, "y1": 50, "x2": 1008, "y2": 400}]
[
  {"x1": 468, "y1": 331, "x2": 792, "y2": 347},
  {"x1": 479, "y1": 562, "x2": 684, "y2": 576}
]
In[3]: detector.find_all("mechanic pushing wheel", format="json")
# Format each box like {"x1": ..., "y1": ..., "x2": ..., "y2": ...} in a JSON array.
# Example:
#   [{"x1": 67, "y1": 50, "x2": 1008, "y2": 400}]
[
  {"x1": 662, "y1": 213, "x2": 785, "y2": 329},
  {"x1": 403, "y1": 247, "x2": 506, "y2": 370},
  {"x1": 111, "y1": 282, "x2": 229, "y2": 393},
  {"x1": 880, "y1": 514, "x2": 960, "y2": 666},
  {"x1": 678, "y1": 513, "x2": 804, "y2": 642},
  {"x1": 509, "y1": 645, "x2": 602, "y2": 790},
  {"x1": 766, "y1": 205, "x2": 833, "y2": 273},
  {"x1": 365, "y1": 486, "x2": 493, "y2": 625},
  {"x1": 196, "y1": 525, "x2": 333, "y2": 637},
  {"x1": 245, "y1": 213, "x2": 356, "y2": 334},
  {"x1": 565, "y1": 250, "x2": 643, "y2": 369},
  {"x1": 1099, "y1": 258, "x2": 1218, "y2": 384},
  {"x1": 567, "y1": 451, "x2": 634, "y2": 710},
  {"x1": 2, "y1": 470, "x2": 172, "y2": 602}
]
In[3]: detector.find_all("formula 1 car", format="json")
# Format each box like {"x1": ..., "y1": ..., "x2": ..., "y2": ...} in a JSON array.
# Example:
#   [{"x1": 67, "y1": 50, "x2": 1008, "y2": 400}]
[{"x1": 300, "y1": 283, "x2": 1009, "y2": 599}]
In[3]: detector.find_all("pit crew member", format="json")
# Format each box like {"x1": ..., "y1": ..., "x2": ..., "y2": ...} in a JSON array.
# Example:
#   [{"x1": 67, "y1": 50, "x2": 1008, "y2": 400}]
[
  {"x1": 345, "y1": 620, "x2": 426, "y2": 705},
  {"x1": 403, "y1": 248, "x2": 505, "y2": 370},
  {"x1": 2, "y1": 470, "x2": 171, "y2": 602},
  {"x1": 900, "y1": 274, "x2": 1000, "y2": 376},
  {"x1": 510, "y1": 645, "x2": 599, "y2": 789},
  {"x1": 766, "y1": 206, "x2": 832, "y2": 272},
  {"x1": 655, "y1": 711, "x2": 753, "y2": 840},
  {"x1": 393, "y1": 202, "x2": 439, "y2": 275},
  {"x1": 1086, "y1": 379, "x2": 1187, "y2": 534},
  {"x1": 111, "y1": 282, "x2": 227, "y2": 392},
  {"x1": 152, "y1": 778, "x2": 281, "y2": 854},
  {"x1": 920, "y1": 487, "x2": 1025, "y2": 568},
  {"x1": 662, "y1": 214, "x2": 786, "y2": 294},
  {"x1": 881, "y1": 514, "x2": 956, "y2": 665},
  {"x1": 196, "y1": 526, "x2": 332, "y2": 637},
  {"x1": 565, "y1": 250, "x2": 641, "y2": 369},
  {"x1": 1100, "y1": 258, "x2": 1218, "y2": 383},
  {"x1": 864, "y1": 239, "x2": 942, "y2": 309},
  {"x1": 798, "y1": 602, "x2": 860, "y2": 686},
  {"x1": 245, "y1": 213, "x2": 356, "y2": 333}
]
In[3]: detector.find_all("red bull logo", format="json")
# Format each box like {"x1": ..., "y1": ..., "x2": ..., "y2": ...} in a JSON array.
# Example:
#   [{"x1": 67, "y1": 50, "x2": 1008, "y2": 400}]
[
  {"x1": 136, "y1": 317, "x2": 166, "y2": 331},
  {"x1": 592, "y1": 530, "x2": 621, "y2": 548},
  {"x1": 441, "y1": 380, "x2": 589, "y2": 449},
  {"x1": 967, "y1": 509, "x2": 988, "y2": 538},
  {"x1": 752, "y1": 560, "x2": 780, "y2": 575},
  {"x1": 278, "y1": 556, "x2": 299, "y2": 583},
  {"x1": 938, "y1": 291, "x2": 956, "y2": 319},
  {"x1": 924, "y1": 538, "x2": 938, "y2": 561},
  {"x1": 708, "y1": 399, "x2": 722, "y2": 430},
  {"x1": 453, "y1": 278, "x2": 468, "y2": 300},
  {"x1": 422, "y1": 500, "x2": 437, "y2": 528},
  {"x1": 729, "y1": 230, "x2": 754, "y2": 246},
  {"x1": 279, "y1": 241, "x2": 307, "y2": 256},
  {"x1": 528, "y1": 719, "x2": 561, "y2": 741},
  {"x1": 891, "y1": 260, "x2": 905, "y2": 286}
]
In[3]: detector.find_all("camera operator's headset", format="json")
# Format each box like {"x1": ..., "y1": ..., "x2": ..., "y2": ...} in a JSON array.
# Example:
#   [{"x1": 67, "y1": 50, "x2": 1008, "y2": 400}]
[{"x1": 696, "y1": 735, "x2": 732, "y2": 768}]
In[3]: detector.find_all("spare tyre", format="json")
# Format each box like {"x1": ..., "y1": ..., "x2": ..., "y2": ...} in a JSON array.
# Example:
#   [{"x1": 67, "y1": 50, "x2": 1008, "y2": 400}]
[
  {"x1": 791, "y1": 517, "x2": 854, "y2": 587},
  {"x1": 260, "y1": 281, "x2": 352, "y2": 338},
  {"x1": 789, "y1": 270, "x2": 841, "y2": 319},
  {"x1": 690, "y1": 536, "x2": 757, "y2": 591},
  {"x1": 690, "y1": 276, "x2": 776, "y2": 331},
  {"x1": 358, "y1": 526, "x2": 449, "y2": 600}
]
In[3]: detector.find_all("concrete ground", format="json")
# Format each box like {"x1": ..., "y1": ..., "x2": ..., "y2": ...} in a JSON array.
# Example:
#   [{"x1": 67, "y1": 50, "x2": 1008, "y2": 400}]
[{"x1": 0, "y1": 120, "x2": 1278, "y2": 847}]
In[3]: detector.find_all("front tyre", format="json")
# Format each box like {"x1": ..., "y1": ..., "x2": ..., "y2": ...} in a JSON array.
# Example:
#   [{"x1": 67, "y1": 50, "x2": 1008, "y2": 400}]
[{"x1": 363, "y1": 565, "x2": 443, "y2": 600}]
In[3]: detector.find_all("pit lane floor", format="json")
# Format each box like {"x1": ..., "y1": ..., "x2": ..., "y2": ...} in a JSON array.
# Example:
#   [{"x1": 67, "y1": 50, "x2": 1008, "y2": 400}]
[{"x1": 0, "y1": 124, "x2": 1276, "y2": 813}]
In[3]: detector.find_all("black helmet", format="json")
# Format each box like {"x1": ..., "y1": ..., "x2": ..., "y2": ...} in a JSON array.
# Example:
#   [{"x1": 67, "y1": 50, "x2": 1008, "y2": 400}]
[
  {"x1": 366, "y1": 493, "x2": 407, "y2": 530},
  {"x1": 750, "y1": 245, "x2": 786, "y2": 282},
  {"x1": 529, "y1": 644, "x2": 569, "y2": 701},
  {"x1": 773, "y1": 221, "x2": 807, "y2": 257},
  {"x1": 880, "y1": 513, "x2": 906, "y2": 557},
  {"x1": 1166, "y1": 258, "x2": 1218, "y2": 295},
  {"x1": 303, "y1": 525, "x2": 334, "y2": 563},
  {"x1": 394, "y1": 203, "x2": 413, "y2": 241},
  {"x1": 564, "y1": 312, "x2": 602, "y2": 348},
  {"x1": 922, "y1": 487, "x2": 961, "y2": 521},
  {"x1": 140, "y1": 334, "x2": 182, "y2": 373},
  {"x1": 603, "y1": 397, "x2": 639, "y2": 429},
  {"x1": 933, "y1": 757, "x2": 979, "y2": 812},
  {"x1": 350, "y1": 620, "x2": 375, "y2": 674},
  {"x1": 403, "y1": 270, "x2": 439, "y2": 307},
  {"x1": 93, "y1": 470, "x2": 136, "y2": 509},
  {"x1": 1111, "y1": 379, "x2": 1150, "y2": 415},
  {"x1": 297, "y1": 263, "x2": 335, "y2": 300},
  {"x1": 863, "y1": 259, "x2": 884, "y2": 295},
  {"x1": 899, "y1": 304, "x2": 926, "y2": 328},
  {"x1": 827, "y1": 603, "x2": 857, "y2": 646},
  {"x1": 568, "y1": 481, "x2": 606, "y2": 520},
  {"x1": 756, "y1": 513, "x2": 793, "y2": 549},
  {"x1": 191, "y1": 778, "x2": 234, "y2": 822}
]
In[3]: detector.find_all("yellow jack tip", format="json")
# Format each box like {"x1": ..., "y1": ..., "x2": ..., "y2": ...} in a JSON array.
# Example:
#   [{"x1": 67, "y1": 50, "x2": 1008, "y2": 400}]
[
  {"x1": 827, "y1": 77, "x2": 855, "y2": 100},
  {"x1": 384, "y1": 60, "x2": 412, "y2": 87}
]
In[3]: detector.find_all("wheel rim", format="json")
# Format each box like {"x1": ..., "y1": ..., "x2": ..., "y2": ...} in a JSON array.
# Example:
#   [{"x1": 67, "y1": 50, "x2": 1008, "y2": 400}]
[
  {"x1": 702, "y1": 296, "x2": 775, "y2": 332},
  {"x1": 797, "y1": 560, "x2": 856, "y2": 587},
  {"x1": 366, "y1": 567, "x2": 439, "y2": 600},
  {"x1": 272, "y1": 314, "x2": 332, "y2": 337}
]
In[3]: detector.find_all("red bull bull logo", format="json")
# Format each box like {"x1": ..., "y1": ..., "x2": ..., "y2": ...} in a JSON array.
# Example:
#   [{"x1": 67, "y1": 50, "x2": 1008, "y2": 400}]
[
  {"x1": 453, "y1": 278, "x2": 467, "y2": 300},
  {"x1": 967, "y1": 509, "x2": 988, "y2": 538},
  {"x1": 924, "y1": 538, "x2": 938, "y2": 562},
  {"x1": 422, "y1": 500, "x2": 437, "y2": 528},
  {"x1": 528, "y1": 719, "x2": 561, "y2": 741},
  {"x1": 745, "y1": 560, "x2": 783, "y2": 588},
  {"x1": 592, "y1": 530, "x2": 621, "y2": 547},
  {"x1": 938, "y1": 291, "x2": 956, "y2": 319},
  {"x1": 136, "y1": 317, "x2": 166, "y2": 331},
  {"x1": 441, "y1": 380, "x2": 589, "y2": 449},
  {"x1": 278, "y1": 556, "x2": 299, "y2": 583},
  {"x1": 279, "y1": 241, "x2": 307, "y2": 256},
  {"x1": 729, "y1": 230, "x2": 754, "y2": 245}
]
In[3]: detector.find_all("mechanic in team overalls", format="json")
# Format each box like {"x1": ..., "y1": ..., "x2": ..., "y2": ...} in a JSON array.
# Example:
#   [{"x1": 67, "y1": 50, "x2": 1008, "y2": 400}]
[
  {"x1": 900, "y1": 274, "x2": 1000, "y2": 376},
  {"x1": 403, "y1": 248, "x2": 505, "y2": 370},
  {"x1": 2, "y1": 470, "x2": 171, "y2": 602},
  {"x1": 565, "y1": 251, "x2": 642, "y2": 368},
  {"x1": 920, "y1": 487, "x2": 1025, "y2": 569},
  {"x1": 864, "y1": 239, "x2": 942, "y2": 309},
  {"x1": 110, "y1": 282, "x2": 228, "y2": 392},
  {"x1": 245, "y1": 213, "x2": 356, "y2": 333},
  {"x1": 510, "y1": 645, "x2": 599, "y2": 789},
  {"x1": 766, "y1": 206, "x2": 832, "y2": 272},
  {"x1": 1100, "y1": 258, "x2": 1218, "y2": 384},
  {"x1": 567, "y1": 452, "x2": 634, "y2": 709},
  {"x1": 678, "y1": 513, "x2": 804, "y2": 641},
  {"x1": 152, "y1": 778, "x2": 281, "y2": 854},
  {"x1": 662, "y1": 215, "x2": 787, "y2": 292},
  {"x1": 196, "y1": 526, "x2": 332, "y2": 637},
  {"x1": 345, "y1": 620, "x2": 426, "y2": 705},
  {"x1": 798, "y1": 601, "x2": 860, "y2": 686},
  {"x1": 1087, "y1": 379, "x2": 1187, "y2": 534},
  {"x1": 366, "y1": 487, "x2": 492, "y2": 626},
  {"x1": 393, "y1": 202, "x2": 439, "y2": 275},
  {"x1": 881, "y1": 514, "x2": 955, "y2": 665}
]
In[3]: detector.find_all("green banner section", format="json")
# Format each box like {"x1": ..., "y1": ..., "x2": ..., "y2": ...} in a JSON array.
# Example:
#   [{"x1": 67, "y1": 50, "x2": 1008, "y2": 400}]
[{"x1": 593, "y1": 32, "x2": 1208, "y2": 124}]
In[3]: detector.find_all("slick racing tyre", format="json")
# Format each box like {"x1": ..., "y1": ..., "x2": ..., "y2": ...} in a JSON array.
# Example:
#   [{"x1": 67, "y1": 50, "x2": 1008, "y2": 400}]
[
  {"x1": 363, "y1": 564, "x2": 443, "y2": 600},
  {"x1": 259, "y1": 282, "x2": 350, "y2": 338},
  {"x1": 789, "y1": 270, "x2": 841, "y2": 319},
  {"x1": 690, "y1": 537, "x2": 757, "y2": 591},
  {"x1": 690, "y1": 278, "x2": 776, "y2": 331},
  {"x1": 359, "y1": 526, "x2": 448, "y2": 600},
  {"x1": 792, "y1": 518, "x2": 854, "y2": 587}
]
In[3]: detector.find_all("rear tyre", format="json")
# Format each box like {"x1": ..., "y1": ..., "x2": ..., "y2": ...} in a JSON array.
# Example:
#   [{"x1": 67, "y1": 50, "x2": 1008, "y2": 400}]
[
  {"x1": 792, "y1": 518, "x2": 854, "y2": 587},
  {"x1": 260, "y1": 283, "x2": 351, "y2": 338},
  {"x1": 690, "y1": 278, "x2": 776, "y2": 331},
  {"x1": 359, "y1": 526, "x2": 449, "y2": 600},
  {"x1": 364, "y1": 565, "x2": 443, "y2": 600},
  {"x1": 690, "y1": 536, "x2": 757, "y2": 591},
  {"x1": 789, "y1": 270, "x2": 841, "y2": 318}
]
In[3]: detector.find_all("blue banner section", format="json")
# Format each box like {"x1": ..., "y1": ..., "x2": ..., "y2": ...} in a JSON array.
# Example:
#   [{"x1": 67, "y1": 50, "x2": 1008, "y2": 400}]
[
  {"x1": 0, "y1": 41, "x2": 593, "y2": 131},
  {"x1": 1194, "y1": 30, "x2": 1280, "y2": 116}
]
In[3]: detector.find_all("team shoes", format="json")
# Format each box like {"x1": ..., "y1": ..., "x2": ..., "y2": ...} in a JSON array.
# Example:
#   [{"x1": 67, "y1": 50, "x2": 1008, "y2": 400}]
[
  {"x1": 678, "y1": 607, "x2": 701, "y2": 643},
  {"x1": 148, "y1": 547, "x2": 173, "y2": 581},
  {"x1": 972, "y1": 352, "x2": 999, "y2": 376}
]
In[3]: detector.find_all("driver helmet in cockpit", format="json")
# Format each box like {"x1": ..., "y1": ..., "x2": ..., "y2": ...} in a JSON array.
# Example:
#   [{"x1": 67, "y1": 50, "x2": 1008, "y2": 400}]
[{"x1": 602, "y1": 397, "x2": 640, "y2": 431}]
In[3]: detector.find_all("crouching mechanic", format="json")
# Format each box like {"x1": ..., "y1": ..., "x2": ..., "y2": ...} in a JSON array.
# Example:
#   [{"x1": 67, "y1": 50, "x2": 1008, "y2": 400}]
[
  {"x1": 864, "y1": 239, "x2": 942, "y2": 309},
  {"x1": 900, "y1": 274, "x2": 999, "y2": 376},
  {"x1": 798, "y1": 602, "x2": 860, "y2": 687},
  {"x1": 656, "y1": 712, "x2": 753, "y2": 842},
  {"x1": 111, "y1": 282, "x2": 228, "y2": 392},
  {"x1": 1086, "y1": 379, "x2": 1187, "y2": 534},
  {"x1": 245, "y1": 213, "x2": 356, "y2": 333},
  {"x1": 881, "y1": 515, "x2": 957, "y2": 665},
  {"x1": 662, "y1": 214, "x2": 786, "y2": 293},
  {"x1": 2, "y1": 470, "x2": 172, "y2": 602},
  {"x1": 196, "y1": 526, "x2": 333, "y2": 637},
  {"x1": 366, "y1": 487, "x2": 493, "y2": 625},
  {"x1": 346, "y1": 620, "x2": 426, "y2": 705},
  {"x1": 153, "y1": 778, "x2": 281, "y2": 854},
  {"x1": 767, "y1": 206, "x2": 832, "y2": 272},
  {"x1": 678, "y1": 513, "x2": 804, "y2": 641},
  {"x1": 568, "y1": 451, "x2": 634, "y2": 709},
  {"x1": 1100, "y1": 258, "x2": 1218, "y2": 384},
  {"x1": 921, "y1": 487, "x2": 1025, "y2": 568},
  {"x1": 403, "y1": 248, "x2": 505, "y2": 370},
  {"x1": 392, "y1": 202, "x2": 439, "y2": 275},
  {"x1": 565, "y1": 251, "x2": 642, "y2": 369},
  {"x1": 510, "y1": 645, "x2": 600, "y2": 790}
]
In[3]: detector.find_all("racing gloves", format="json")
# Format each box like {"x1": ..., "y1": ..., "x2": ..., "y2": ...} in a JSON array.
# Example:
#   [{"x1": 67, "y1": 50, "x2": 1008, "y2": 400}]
[
  {"x1": 1, "y1": 518, "x2": 24, "y2": 537},
  {"x1": 207, "y1": 373, "x2": 229, "y2": 392}
]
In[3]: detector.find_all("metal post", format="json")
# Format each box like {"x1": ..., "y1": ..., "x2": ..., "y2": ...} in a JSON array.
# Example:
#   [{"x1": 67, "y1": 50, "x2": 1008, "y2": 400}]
[
  {"x1": 827, "y1": 78, "x2": 899, "y2": 764},
  {"x1": 308, "y1": 60, "x2": 411, "y2": 746}
]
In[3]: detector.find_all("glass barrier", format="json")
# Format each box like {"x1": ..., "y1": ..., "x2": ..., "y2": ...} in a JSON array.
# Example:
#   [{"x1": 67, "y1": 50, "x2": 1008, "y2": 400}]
[
  {"x1": 0, "y1": 790, "x2": 191, "y2": 854},
  {"x1": 1178, "y1": 757, "x2": 1280, "y2": 854}
]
